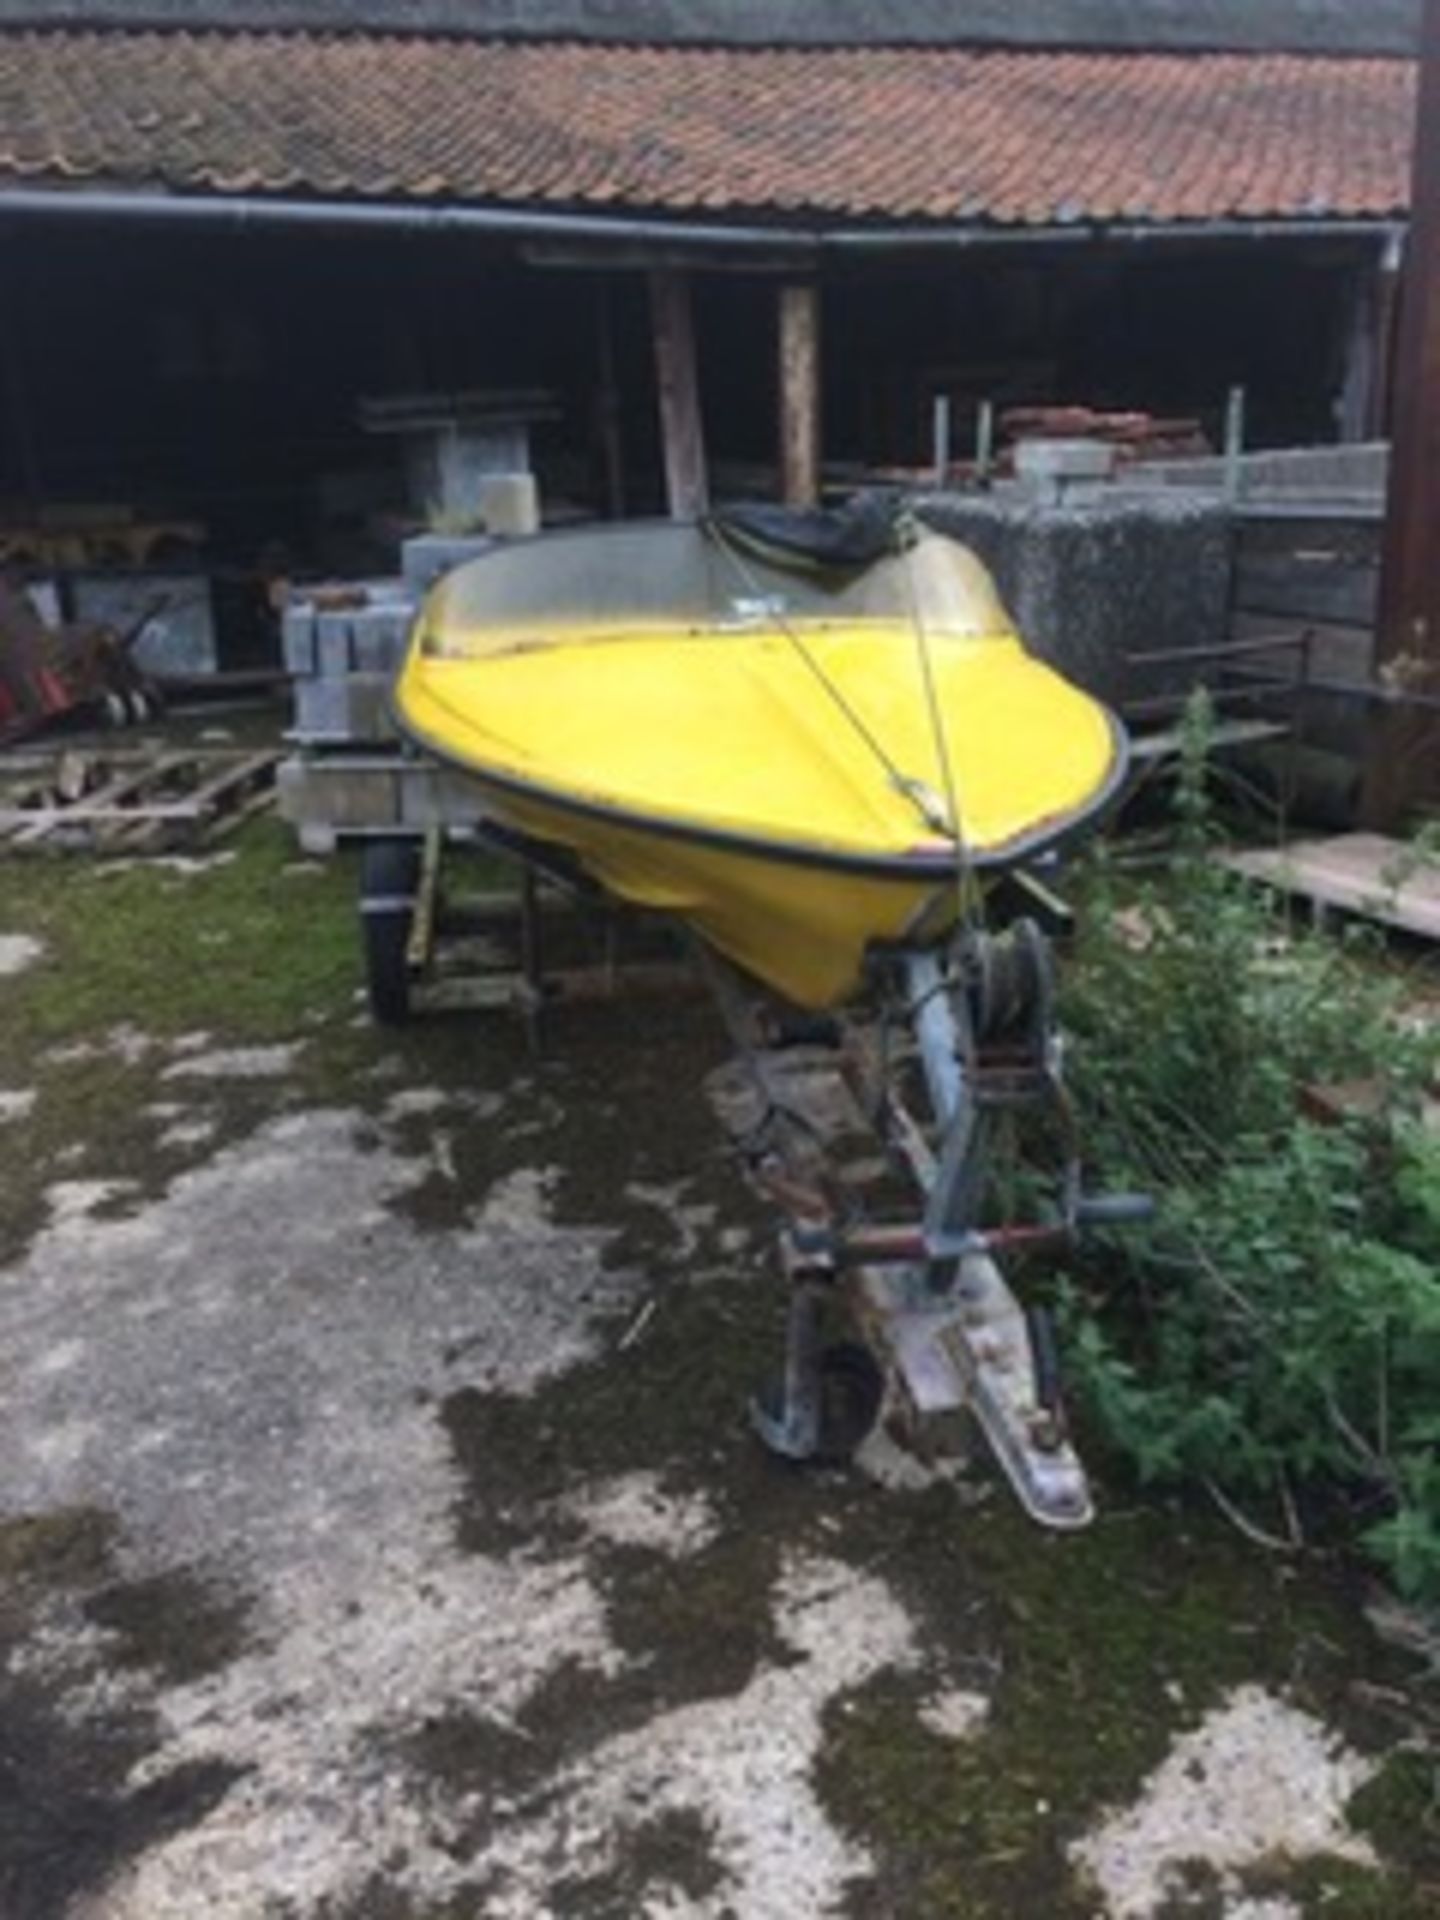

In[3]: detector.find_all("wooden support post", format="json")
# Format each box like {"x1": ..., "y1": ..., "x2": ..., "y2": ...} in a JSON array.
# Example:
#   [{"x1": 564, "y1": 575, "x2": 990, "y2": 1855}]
[
  {"x1": 594, "y1": 281, "x2": 626, "y2": 520},
  {"x1": 1362, "y1": 0, "x2": 1440, "y2": 829},
  {"x1": 1337, "y1": 235, "x2": 1405, "y2": 444},
  {"x1": 778, "y1": 281, "x2": 821, "y2": 507},
  {"x1": 1371, "y1": 229, "x2": 1405, "y2": 439},
  {"x1": 649, "y1": 269, "x2": 708, "y2": 520},
  {"x1": 1337, "y1": 262, "x2": 1380, "y2": 445}
]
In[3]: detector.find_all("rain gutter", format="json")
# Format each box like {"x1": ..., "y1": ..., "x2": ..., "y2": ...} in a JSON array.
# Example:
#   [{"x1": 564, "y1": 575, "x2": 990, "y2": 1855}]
[{"x1": 0, "y1": 185, "x2": 1409, "y2": 256}]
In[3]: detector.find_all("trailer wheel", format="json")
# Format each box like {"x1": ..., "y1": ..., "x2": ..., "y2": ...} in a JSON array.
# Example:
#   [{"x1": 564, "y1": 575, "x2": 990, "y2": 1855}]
[{"x1": 360, "y1": 837, "x2": 421, "y2": 1026}]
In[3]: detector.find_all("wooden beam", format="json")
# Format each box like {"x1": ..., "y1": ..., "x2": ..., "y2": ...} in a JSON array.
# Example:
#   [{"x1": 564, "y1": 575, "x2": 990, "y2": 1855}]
[
  {"x1": 1370, "y1": 229, "x2": 1405, "y2": 439},
  {"x1": 778, "y1": 280, "x2": 821, "y2": 507},
  {"x1": 1225, "y1": 833, "x2": 1440, "y2": 944},
  {"x1": 1337, "y1": 256, "x2": 1382, "y2": 444},
  {"x1": 649, "y1": 268, "x2": 708, "y2": 520},
  {"x1": 594, "y1": 281, "x2": 626, "y2": 519},
  {"x1": 1362, "y1": 0, "x2": 1440, "y2": 829}
]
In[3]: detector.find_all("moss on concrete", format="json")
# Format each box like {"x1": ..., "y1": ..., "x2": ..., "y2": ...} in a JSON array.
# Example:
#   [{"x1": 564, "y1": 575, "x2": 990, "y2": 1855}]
[
  {"x1": 5, "y1": 815, "x2": 1440, "y2": 1915},
  {"x1": 0, "y1": 1506, "x2": 117, "y2": 1592},
  {"x1": 0, "y1": 1506, "x2": 248, "y2": 1919},
  {"x1": 0, "y1": 818, "x2": 528, "y2": 1264},
  {"x1": 83, "y1": 1566, "x2": 254, "y2": 1689},
  {"x1": 1327, "y1": 1749, "x2": 1440, "y2": 1916},
  {"x1": 816, "y1": 1502, "x2": 1439, "y2": 1918},
  {"x1": 548, "y1": 1809, "x2": 725, "y2": 1916}
]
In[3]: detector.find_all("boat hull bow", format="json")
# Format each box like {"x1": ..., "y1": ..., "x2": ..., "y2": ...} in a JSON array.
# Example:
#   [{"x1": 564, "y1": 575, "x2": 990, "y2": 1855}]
[{"x1": 392, "y1": 519, "x2": 1127, "y2": 1007}]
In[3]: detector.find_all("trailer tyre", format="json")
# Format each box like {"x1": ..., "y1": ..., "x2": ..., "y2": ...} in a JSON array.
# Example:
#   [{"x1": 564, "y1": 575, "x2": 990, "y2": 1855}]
[{"x1": 360, "y1": 838, "x2": 420, "y2": 1026}]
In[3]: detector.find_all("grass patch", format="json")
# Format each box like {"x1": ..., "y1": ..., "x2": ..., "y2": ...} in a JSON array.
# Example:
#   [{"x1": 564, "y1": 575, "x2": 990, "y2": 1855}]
[{"x1": 0, "y1": 820, "x2": 360, "y2": 1060}]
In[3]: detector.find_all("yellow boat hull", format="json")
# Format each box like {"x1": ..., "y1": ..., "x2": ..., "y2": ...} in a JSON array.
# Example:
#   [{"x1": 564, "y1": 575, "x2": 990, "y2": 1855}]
[
  {"x1": 461, "y1": 774, "x2": 964, "y2": 1007},
  {"x1": 392, "y1": 524, "x2": 1126, "y2": 1008}
]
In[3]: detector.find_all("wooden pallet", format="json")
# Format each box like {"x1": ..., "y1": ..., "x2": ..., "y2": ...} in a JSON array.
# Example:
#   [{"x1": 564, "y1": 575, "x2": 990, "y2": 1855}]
[
  {"x1": 0, "y1": 745, "x2": 281, "y2": 853},
  {"x1": 1223, "y1": 832, "x2": 1440, "y2": 942},
  {"x1": 1128, "y1": 715, "x2": 1292, "y2": 765}
]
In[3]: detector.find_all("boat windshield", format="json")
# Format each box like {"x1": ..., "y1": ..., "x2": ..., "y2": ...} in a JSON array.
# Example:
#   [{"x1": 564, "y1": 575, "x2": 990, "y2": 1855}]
[{"x1": 421, "y1": 520, "x2": 1015, "y2": 659}]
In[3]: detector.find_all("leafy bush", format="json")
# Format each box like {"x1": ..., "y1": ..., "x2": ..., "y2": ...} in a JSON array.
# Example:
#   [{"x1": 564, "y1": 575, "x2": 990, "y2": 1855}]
[{"x1": 1061, "y1": 698, "x2": 1440, "y2": 1602}]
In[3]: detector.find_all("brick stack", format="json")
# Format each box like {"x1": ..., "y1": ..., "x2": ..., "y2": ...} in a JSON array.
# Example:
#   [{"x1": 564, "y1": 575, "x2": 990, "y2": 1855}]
[{"x1": 1001, "y1": 407, "x2": 1210, "y2": 466}]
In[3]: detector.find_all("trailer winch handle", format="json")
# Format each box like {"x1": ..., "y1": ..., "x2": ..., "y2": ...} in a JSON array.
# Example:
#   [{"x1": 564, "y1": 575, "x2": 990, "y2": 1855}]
[{"x1": 1074, "y1": 1192, "x2": 1156, "y2": 1229}]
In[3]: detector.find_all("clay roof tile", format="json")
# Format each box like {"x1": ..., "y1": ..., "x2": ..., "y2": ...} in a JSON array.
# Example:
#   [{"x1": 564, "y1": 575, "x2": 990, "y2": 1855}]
[{"x1": 0, "y1": 30, "x2": 1415, "y2": 229}]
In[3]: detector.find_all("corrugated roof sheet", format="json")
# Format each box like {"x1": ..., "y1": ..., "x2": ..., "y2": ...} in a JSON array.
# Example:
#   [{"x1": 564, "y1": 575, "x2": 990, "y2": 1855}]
[{"x1": 0, "y1": 30, "x2": 1415, "y2": 226}]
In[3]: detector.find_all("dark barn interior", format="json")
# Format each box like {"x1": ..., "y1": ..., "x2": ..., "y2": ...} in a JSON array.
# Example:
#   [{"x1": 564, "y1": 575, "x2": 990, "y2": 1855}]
[{"x1": 1, "y1": 215, "x2": 1376, "y2": 585}]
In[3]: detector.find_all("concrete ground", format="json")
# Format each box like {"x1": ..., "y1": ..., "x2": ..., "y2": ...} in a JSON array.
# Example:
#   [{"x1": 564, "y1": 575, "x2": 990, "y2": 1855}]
[{"x1": 0, "y1": 797, "x2": 1436, "y2": 1920}]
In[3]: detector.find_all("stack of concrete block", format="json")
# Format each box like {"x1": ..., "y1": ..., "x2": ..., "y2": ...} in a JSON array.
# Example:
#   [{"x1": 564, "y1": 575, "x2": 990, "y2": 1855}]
[
  {"x1": 284, "y1": 579, "x2": 415, "y2": 749},
  {"x1": 278, "y1": 535, "x2": 493, "y2": 853},
  {"x1": 277, "y1": 749, "x2": 491, "y2": 854}
]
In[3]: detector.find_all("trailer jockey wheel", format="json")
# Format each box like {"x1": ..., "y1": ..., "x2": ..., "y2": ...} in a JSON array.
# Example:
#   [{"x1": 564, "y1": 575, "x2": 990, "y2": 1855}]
[
  {"x1": 812, "y1": 1341, "x2": 886, "y2": 1462},
  {"x1": 755, "y1": 1340, "x2": 886, "y2": 1467},
  {"x1": 359, "y1": 837, "x2": 421, "y2": 1026}
]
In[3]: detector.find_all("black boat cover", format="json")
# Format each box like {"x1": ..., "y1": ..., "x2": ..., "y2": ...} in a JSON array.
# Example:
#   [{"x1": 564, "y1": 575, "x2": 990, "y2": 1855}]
[{"x1": 712, "y1": 494, "x2": 914, "y2": 574}]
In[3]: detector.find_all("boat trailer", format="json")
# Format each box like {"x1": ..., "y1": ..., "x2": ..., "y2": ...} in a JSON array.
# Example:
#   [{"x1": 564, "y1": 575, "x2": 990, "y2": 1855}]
[
  {"x1": 706, "y1": 917, "x2": 1151, "y2": 1529},
  {"x1": 359, "y1": 829, "x2": 1149, "y2": 1529}
]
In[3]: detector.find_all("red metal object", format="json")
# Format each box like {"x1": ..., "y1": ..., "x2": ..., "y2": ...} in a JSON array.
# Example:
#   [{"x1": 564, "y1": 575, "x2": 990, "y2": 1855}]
[
  {"x1": 0, "y1": 578, "x2": 156, "y2": 746},
  {"x1": 828, "y1": 1220, "x2": 1072, "y2": 1268},
  {"x1": 0, "y1": 581, "x2": 73, "y2": 742}
]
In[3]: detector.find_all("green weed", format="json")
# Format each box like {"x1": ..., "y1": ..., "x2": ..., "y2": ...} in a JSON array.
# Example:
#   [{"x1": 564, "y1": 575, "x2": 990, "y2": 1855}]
[{"x1": 1062, "y1": 696, "x2": 1440, "y2": 1604}]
